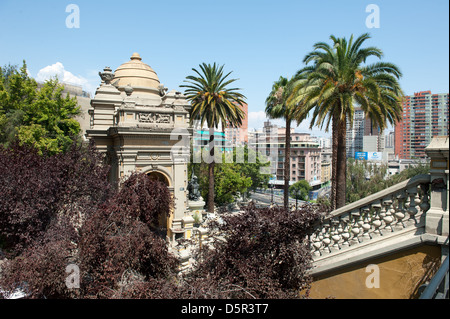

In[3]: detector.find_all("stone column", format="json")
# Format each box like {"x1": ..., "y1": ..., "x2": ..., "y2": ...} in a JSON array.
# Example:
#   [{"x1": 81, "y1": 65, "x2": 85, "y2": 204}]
[{"x1": 424, "y1": 136, "x2": 449, "y2": 236}]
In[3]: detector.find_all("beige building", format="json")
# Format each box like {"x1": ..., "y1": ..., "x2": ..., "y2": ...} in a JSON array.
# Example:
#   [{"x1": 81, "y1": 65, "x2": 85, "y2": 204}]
[
  {"x1": 86, "y1": 53, "x2": 192, "y2": 242},
  {"x1": 250, "y1": 121, "x2": 322, "y2": 187}
]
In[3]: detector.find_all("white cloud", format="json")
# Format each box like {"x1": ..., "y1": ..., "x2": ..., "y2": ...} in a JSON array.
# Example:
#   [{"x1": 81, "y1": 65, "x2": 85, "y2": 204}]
[
  {"x1": 36, "y1": 62, "x2": 96, "y2": 95},
  {"x1": 247, "y1": 110, "x2": 269, "y2": 130},
  {"x1": 248, "y1": 111, "x2": 287, "y2": 130}
]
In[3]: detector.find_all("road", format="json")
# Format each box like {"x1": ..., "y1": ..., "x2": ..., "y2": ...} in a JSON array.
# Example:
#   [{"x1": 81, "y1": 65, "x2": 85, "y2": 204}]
[{"x1": 249, "y1": 191, "x2": 306, "y2": 208}]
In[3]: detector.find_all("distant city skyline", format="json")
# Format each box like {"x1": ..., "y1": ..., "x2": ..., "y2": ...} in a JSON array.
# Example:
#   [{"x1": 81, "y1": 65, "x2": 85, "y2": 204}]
[{"x1": 1, "y1": 0, "x2": 448, "y2": 136}]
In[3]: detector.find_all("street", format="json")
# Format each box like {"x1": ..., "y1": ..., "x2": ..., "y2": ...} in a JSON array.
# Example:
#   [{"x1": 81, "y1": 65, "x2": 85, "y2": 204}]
[{"x1": 249, "y1": 190, "x2": 306, "y2": 208}]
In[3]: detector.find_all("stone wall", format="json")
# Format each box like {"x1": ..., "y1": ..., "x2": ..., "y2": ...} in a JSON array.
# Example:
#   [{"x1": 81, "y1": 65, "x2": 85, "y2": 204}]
[{"x1": 309, "y1": 245, "x2": 441, "y2": 299}]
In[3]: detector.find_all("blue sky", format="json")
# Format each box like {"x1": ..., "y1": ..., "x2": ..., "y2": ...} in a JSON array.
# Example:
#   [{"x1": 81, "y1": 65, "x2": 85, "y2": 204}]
[{"x1": 0, "y1": 0, "x2": 448, "y2": 136}]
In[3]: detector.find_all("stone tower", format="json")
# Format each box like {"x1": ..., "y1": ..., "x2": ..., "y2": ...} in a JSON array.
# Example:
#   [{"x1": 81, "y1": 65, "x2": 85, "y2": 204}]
[{"x1": 86, "y1": 53, "x2": 192, "y2": 242}]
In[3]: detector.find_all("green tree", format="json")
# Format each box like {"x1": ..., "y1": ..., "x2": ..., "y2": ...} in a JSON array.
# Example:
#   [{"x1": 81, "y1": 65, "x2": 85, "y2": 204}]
[
  {"x1": 345, "y1": 158, "x2": 429, "y2": 204},
  {"x1": 19, "y1": 79, "x2": 81, "y2": 154},
  {"x1": 0, "y1": 61, "x2": 81, "y2": 154},
  {"x1": 346, "y1": 158, "x2": 388, "y2": 203},
  {"x1": 0, "y1": 61, "x2": 38, "y2": 147},
  {"x1": 212, "y1": 162, "x2": 252, "y2": 206},
  {"x1": 233, "y1": 144, "x2": 271, "y2": 195},
  {"x1": 289, "y1": 180, "x2": 312, "y2": 201},
  {"x1": 181, "y1": 63, "x2": 246, "y2": 212},
  {"x1": 189, "y1": 145, "x2": 270, "y2": 207},
  {"x1": 295, "y1": 33, "x2": 403, "y2": 210},
  {"x1": 265, "y1": 76, "x2": 296, "y2": 210}
]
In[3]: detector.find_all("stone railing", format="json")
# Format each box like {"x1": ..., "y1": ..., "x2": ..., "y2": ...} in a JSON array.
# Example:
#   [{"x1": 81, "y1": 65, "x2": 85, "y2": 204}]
[{"x1": 309, "y1": 174, "x2": 431, "y2": 258}]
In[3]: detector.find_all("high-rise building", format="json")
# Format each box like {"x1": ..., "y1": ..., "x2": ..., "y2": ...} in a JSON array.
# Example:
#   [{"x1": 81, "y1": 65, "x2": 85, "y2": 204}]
[
  {"x1": 346, "y1": 108, "x2": 365, "y2": 158},
  {"x1": 346, "y1": 108, "x2": 386, "y2": 158},
  {"x1": 385, "y1": 131, "x2": 395, "y2": 149},
  {"x1": 395, "y1": 91, "x2": 449, "y2": 159}
]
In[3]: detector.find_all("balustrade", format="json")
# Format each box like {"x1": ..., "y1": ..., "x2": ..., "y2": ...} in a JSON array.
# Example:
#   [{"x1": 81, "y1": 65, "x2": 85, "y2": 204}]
[{"x1": 310, "y1": 174, "x2": 431, "y2": 258}]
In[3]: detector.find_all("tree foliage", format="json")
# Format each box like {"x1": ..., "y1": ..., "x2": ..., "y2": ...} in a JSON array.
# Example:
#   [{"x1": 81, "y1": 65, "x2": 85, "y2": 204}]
[
  {"x1": 191, "y1": 145, "x2": 270, "y2": 207},
  {"x1": 294, "y1": 33, "x2": 403, "y2": 210},
  {"x1": 182, "y1": 203, "x2": 321, "y2": 298},
  {"x1": 346, "y1": 158, "x2": 430, "y2": 204},
  {"x1": 0, "y1": 61, "x2": 81, "y2": 155},
  {"x1": 78, "y1": 173, "x2": 177, "y2": 298},
  {"x1": 0, "y1": 141, "x2": 112, "y2": 256},
  {"x1": 234, "y1": 145, "x2": 271, "y2": 193},
  {"x1": 0, "y1": 145, "x2": 176, "y2": 298},
  {"x1": 289, "y1": 180, "x2": 312, "y2": 201},
  {"x1": 265, "y1": 76, "x2": 296, "y2": 210},
  {"x1": 0, "y1": 141, "x2": 113, "y2": 298},
  {"x1": 0, "y1": 143, "x2": 318, "y2": 299},
  {"x1": 181, "y1": 62, "x2": 246, "y2": 213}
]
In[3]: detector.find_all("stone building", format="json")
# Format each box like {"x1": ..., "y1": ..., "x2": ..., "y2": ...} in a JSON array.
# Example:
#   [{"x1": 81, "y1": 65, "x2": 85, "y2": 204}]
[{"x1": 86, "y1": 53, "x2": 192, "y2": 242}]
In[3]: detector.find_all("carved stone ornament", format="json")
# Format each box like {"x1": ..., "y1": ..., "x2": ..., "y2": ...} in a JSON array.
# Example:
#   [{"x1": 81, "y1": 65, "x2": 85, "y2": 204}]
[
  {"x1": 139, "y1": 113, "x2": 155, "y2": 123},
  {"x1": 124, "y1": 84, "x2": 134, "y2": 96},
  {"x1": 174, "y1": 105, "x2": 185, "y2": 112},
  {"x1": 158, "y1": 84, "x2": 168, "y2": 97},
  {"x1": 99, "y1": 67, "x2": 114, "y2": 85},
  {"x1": 156, "y1": 114, "x2": 171, "y2": 123}
]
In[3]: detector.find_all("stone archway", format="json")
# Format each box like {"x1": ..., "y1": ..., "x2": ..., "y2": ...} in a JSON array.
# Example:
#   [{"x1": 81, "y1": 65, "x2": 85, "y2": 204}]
[
  {"x1": 147, "y1": 171, "x2": 170, "y2": 186},
  {"x1": 145, "y1": 169, "x2": 173, "y2": 240}
]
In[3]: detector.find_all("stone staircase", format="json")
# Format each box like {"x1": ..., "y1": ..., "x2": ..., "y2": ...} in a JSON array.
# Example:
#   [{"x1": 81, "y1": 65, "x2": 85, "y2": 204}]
[{"x1": 308, "y1": 136, "x2": 449, "y2": 298}]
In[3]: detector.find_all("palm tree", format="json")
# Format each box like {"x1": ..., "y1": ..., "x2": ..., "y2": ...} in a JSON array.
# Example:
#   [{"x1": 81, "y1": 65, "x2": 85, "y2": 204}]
[
  {"x1": 181, "y1": 62, "x2": 246, "y2": 213},
  {"x1": 265, "y1": 76, "x2": 297, "y2": 210},
  {"x1": 294, "y1": 33, "x2": 403, "y2": 210}
]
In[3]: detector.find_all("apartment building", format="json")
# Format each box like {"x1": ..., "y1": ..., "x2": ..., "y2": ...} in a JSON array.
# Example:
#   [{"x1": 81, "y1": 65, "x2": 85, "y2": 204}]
[
  {"x1": 395, "y1": 91, "x2": 449, "y2": 159},
  {"x1": 250, "y1": 121, "x2": 321, "y2": 187}
]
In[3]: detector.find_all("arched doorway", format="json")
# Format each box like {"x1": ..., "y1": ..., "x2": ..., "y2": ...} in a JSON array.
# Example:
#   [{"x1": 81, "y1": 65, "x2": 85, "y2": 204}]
[
  {"x1": 147, "y1": 171, "x2": 170, "y2": 186},
  {"x1": 146, "y1": 170, "x2": 172, "y2": 239}
]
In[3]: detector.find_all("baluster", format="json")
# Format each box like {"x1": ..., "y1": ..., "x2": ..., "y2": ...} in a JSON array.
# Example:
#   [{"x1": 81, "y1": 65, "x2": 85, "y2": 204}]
[
  {"x1": 371, "y1": 200, "x2": 382, "y2": 237},
  {"x1": 361, "y1": 206, "x2": 372, "y2": 242},
  {"x1": 382, "y1": 197, "x2": 394, "y2": 233},
  {"x1": 350, "y1": 209, "x2": 361, "y2": 245},
  {"x1": 321, "y1": 221, "x2": 331, "y2": 254},
  {"x1": 330, "y1": 218, "x2": 341, "y2": 252},
  {"x1": 317, "y1": 226, "x2": 324, "y2": 255},
  {"x1": 394, "y1": 191, "x2": 407, "y2": 230},
  {"x1": 413, "y1": 190, "x2": 422, "y2": 222},
  {"x1": 406, "y1": 186, "x2": 419, "y2": 224},
  {"x1": 418, "y1": 183, "x2": 430, "y2": 226},
  {"x1": 312, "y1": 228, "x2": 322, "y2": 257},
  {"x1": 379, "y1": 199, "x2": 387, "y2": 233},
  {"x1": 340, "y1": 214, "x2": 351, "y2": 248},
  {"x1": 337, "y1": 217, "x2": 344, "y2": 247}
]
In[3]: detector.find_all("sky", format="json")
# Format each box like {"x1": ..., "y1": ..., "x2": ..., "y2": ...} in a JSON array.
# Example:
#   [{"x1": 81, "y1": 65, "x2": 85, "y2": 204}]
[{"x1": 0, "y1": 0, "x2": 448, "y2": 137}]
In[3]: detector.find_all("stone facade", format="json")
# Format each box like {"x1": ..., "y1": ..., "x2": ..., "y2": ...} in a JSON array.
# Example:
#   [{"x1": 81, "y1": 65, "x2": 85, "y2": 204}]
[{"x1": 86, "y1": 53, "x2": 192, "y2": 242}]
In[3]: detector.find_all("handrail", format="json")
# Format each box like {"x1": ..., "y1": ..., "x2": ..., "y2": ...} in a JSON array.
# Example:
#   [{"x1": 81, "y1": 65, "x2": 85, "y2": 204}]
[{"x1": 419, "y1": 255, "x2": 449, "y2": 299}]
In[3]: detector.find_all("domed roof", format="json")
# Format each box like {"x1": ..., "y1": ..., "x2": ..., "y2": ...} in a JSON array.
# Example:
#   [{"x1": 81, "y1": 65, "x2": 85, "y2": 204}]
[{"x1": 113, "y1": 53, "x2": 160, "y2": 90}]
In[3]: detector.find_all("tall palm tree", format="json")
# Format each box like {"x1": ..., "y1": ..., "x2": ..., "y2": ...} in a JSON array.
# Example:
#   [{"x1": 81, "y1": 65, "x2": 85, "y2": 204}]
[
  {"x1": 294, "y1": 33, "x2": 403, "y2": 210},
  {"x1": 265, "y1": 76, "x2": 297, "y2": 210},
  {"x1": 181, "y1": 62, "x2": 246, "y2": 213}
]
